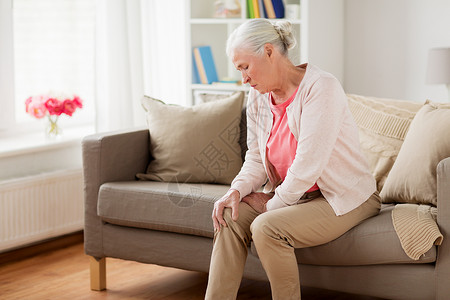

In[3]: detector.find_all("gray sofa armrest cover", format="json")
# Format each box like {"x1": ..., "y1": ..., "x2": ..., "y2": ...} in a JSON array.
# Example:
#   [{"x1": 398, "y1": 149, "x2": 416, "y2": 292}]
[{"x1": 82, "y1": 127, "x2": 150, "y2": 257}]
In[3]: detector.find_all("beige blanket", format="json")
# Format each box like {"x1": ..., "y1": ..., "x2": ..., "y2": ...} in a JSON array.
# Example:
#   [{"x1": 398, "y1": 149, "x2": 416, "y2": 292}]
[{"x1": 392, "y1": 204, "x2": 443, "y2": 260}]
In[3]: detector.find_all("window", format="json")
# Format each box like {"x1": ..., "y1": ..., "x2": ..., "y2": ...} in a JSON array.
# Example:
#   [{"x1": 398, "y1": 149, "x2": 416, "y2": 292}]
[{"x1": 0, "y1": 0, "x2": 95, "y2": 136}]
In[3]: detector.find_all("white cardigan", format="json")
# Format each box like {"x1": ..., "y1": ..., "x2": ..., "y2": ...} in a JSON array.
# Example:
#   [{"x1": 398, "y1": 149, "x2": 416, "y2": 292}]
[{"x1": 230, "y1": 64, "x2": 376, "y2": 216}]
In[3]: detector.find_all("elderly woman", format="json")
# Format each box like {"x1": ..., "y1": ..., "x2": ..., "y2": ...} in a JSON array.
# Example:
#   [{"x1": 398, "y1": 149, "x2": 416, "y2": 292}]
[{"x1": 205, "y1": 19, "x2": 380, "y2": 300}]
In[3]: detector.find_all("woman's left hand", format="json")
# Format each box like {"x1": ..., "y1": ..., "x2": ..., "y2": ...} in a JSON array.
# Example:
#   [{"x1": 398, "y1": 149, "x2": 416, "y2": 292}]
[{"x1": 242, "y1": 192, "x2": 272, "y2": 214}]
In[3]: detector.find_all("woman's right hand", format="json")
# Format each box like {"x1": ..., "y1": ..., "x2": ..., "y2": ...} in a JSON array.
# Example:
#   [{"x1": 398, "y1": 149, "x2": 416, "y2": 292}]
[{"x1": 212, "y1": 189, "x2": 240, "y2": 232}]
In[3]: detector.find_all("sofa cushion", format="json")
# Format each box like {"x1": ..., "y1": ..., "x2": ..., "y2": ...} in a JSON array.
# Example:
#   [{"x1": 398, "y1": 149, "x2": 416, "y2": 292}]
[
  {"x1": 347, "y1": 94, "x2": 422, "y2": 191},
  {"x1": 380, "y1": 101, "x2": 450, "y2": 206},
  {"x1": 98, "y1": 181, "x2": 229, "y2": 238},
  {"x1": 251, "y1": 205, "x2": 436, "y2": 265},
  {"x1": 99, "y1": 181, "x2": 436, "y2": 266},
  {"x1": 137, "y1": 91, "x2": 244, "y2": 184}
]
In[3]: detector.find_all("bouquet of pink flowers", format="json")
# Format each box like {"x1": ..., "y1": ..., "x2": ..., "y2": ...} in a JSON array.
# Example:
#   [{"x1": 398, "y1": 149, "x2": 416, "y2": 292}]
[
  {"x1": 25, "y1": 94, "x2": 83, "y2": 118},
  {"x1": 25, "y1": 94, "x2": 83, "y2": 137}
]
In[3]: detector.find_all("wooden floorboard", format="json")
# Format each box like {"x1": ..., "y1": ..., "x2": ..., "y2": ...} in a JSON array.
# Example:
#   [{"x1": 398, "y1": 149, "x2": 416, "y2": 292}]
[
  {"x1": 0, "y1": 231, "x2": 84, "y2": 266},
  {"x1": 0, "y1": 237, "x2": 384, "y2": 299}
]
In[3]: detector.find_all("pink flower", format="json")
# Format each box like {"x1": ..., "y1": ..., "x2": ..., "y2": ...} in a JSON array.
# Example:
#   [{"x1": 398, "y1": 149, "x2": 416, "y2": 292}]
[
  {"x1": 25, "y1": 96, "x2": 47, "y2": 119},
  {"x1": 45, "y1": 98, "x2": 64, "y2": 116},
  {"x1": 72, "y1": 96, "x2": 83, "y2": 109},
  {"x1": 25, "y1": 96, "x2": 32, "y2": 108},
  {"x1": 62, "y1": 99, "x2": 77, "y2": 116}
]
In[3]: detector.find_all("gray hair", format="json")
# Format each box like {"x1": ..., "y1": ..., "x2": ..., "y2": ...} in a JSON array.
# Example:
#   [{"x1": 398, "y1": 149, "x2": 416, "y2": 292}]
[{"x1": 226, "y1": 19, "x2": 296, "y2": 58}]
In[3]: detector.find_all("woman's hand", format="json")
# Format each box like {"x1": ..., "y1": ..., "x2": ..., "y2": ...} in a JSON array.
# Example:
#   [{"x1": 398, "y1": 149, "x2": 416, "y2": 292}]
[
  {"x1": 212, "y1": 189, "x2": 240, "y2": 232},
  {"x1": 242, "y1": 192, "x2": 272, "y2": 214}
]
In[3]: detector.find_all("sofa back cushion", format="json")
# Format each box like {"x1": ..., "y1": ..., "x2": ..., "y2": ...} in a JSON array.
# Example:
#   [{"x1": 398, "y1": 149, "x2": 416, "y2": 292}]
[
  {"x1": 347, "y1": 94, "x2": 422, "y2": 191},
  {"x1": 196, "y1": 91, "x2": 248, "y2": 162}
]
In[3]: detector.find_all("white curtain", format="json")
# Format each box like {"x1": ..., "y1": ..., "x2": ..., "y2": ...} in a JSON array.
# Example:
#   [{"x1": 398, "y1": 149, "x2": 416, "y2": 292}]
[
  {"x1": 141, "y1": 0, "x2": 187, "y2": 105},
  {"x1": 95, "y1": 0, "x2": 186, "y2": 133}
]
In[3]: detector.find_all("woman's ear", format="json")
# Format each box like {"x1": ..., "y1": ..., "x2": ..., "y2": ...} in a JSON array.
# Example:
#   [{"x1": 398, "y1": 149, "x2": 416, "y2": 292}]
[{"x1": 264, "y1": 43, "x2": 274, "y2": 58}]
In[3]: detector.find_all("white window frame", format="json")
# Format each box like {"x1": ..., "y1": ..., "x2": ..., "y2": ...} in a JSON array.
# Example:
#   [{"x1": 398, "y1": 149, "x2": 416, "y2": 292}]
[
  {"x1": 0, "y1": 0, "x2": 96, "y2": 139},
  {"x1": 0, "y1": 0, "x2": 15, "y2": 132}
]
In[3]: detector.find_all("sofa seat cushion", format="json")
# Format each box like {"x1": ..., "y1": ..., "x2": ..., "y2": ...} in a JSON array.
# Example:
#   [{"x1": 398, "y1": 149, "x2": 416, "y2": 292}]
[
  {"x1": 250, "y1": 205, "x2": 436, "y2": 265},
  {"x1": 99, "y1": 182, "x2": 437, "y2": 266},
  {"x1": 98, "y1": 181, "x2": 228, "y2": 238}
]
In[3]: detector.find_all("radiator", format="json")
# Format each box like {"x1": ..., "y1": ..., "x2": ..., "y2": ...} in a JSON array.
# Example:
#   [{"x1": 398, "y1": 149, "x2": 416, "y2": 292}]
[{"x1": 0, "y1": 168, "x2": 84, "y2": 252}]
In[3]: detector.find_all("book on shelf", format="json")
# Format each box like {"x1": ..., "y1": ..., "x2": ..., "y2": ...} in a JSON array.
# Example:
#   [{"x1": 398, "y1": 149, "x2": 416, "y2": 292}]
[
  {"x1": 247, "y1": 0, "x2": 254, "y2": 18},
  {"x1": 271, "y1": 0, "x2": 285, "y2": 18},
  {"x1": 251, "y1": 0, "x2": 284, "y2": 19},
  {"x1": 193, "y1": 46, "x2": 219, "y2": 85},
  {"x1": 252, "y1": 0, "x2": 260, "y2": 18},
  {"x1": 263, "y1": 0, "x2": 275, "y2": 18},
  {"x1": 192, "y1": 52, "x2": 200, "y2": 84}
]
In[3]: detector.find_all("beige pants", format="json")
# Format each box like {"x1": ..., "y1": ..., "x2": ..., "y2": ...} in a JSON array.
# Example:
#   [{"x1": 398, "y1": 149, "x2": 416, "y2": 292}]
[{"x1": 205, "y1": 191, "x2": 381, "y2": 300}]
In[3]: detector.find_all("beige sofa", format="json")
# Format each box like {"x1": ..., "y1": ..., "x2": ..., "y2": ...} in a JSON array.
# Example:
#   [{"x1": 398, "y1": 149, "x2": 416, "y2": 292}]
[{"x1": 82, "y1": 94, "x2": 450, "y2": 299}]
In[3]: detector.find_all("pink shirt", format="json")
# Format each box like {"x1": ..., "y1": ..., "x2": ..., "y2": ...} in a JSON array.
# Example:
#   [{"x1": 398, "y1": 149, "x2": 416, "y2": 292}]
[{"x1": 267, "y1": 87, "x2": 319, "y2": 193}]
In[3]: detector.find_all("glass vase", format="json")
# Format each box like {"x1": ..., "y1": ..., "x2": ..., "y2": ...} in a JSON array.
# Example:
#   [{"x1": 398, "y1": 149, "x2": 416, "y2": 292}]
[{"x1": 46, "y1": 115, "x2": 62, "y2": 139}]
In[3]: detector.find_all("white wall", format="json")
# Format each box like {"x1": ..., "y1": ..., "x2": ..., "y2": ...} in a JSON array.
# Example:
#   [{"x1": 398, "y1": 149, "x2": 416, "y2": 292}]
[
  {"x1": 306, "y1": 0, "x2": 345, "y2": 83},
  {"x1": 344, "y1": 0, "x2": 450, "y2": 102}
]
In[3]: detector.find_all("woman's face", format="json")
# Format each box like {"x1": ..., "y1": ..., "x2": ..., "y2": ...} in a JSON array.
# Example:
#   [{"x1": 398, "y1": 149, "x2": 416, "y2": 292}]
[{"x1": 232, "y1": 46, "x2": 274, "y2": 94}]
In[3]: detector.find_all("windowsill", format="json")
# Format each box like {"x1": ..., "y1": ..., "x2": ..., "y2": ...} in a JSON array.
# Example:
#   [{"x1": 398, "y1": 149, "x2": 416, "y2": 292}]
[{"x1": 0, "y1": 125, "x2": 95, "y2": 158}]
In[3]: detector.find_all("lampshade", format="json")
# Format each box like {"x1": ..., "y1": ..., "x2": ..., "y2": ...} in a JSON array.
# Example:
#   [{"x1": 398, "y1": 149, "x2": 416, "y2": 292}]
[{"x1": 426, "y1": 48, "x2": 450, "y2": 84}]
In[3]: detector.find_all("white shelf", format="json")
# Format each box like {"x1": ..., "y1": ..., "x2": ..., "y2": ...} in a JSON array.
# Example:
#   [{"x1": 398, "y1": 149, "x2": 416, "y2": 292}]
[
  {"x1": 187, "y1": 1, "x2": 305, "y2": 104},
  {"x1": 192, "y1": 83, "x2": 250, "y2": 92},
  {"x1": 190, "y1": 18, "x2": 302, "y2": 25},
  {"x1": 187, "y1": 0, "x2": 345, "y2": 105},
  {"x1": 188, "y1": 2, "x2": 303, "y2": 105},
  {"x1": 190, "y1": 18, "x2": 245, "y2": 25}
]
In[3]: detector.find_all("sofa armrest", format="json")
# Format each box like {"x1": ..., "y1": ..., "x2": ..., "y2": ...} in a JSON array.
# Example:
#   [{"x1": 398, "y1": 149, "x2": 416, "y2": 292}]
[
  {"x1": 436, "y1": 157, "x2": 450, "y2": 299},
  {"x1": 82, "y1": 127, "x2": 150, "y2": 258}
]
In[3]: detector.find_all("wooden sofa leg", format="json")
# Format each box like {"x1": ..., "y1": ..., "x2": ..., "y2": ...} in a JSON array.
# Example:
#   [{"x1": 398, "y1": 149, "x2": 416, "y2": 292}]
[{"x1": 90, "y1": 256, "x2": 106, "y2": 291}]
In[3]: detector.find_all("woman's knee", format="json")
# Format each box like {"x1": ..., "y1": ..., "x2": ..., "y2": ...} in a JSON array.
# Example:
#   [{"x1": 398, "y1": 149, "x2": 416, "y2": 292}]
[
  {"x1": 222, "y1": 202, "x2": 258, "y2": 229},
  {"x1": 250, "y1": 213, "x2": 272, "y2": 243},
  {"x1": 250, "y1": 211, "x2": 296, "y2": 248}
]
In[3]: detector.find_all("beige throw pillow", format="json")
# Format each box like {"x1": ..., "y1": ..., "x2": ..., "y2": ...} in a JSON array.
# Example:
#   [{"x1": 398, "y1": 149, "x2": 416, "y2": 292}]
[
  {"x1": 380, "y1": 101, "x2": 450, "y2": 206},
  {"x1": 347, "y1": 94, "x2": 422, "y2": 191},
  {"x1": 137, "y1": 92, "x2": 245, "y2": 184}
]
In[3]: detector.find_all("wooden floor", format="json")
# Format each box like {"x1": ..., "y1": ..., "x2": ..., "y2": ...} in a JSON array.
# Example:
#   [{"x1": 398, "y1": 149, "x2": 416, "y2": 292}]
[{"x1": 0, "y1": 234, "x2": 384, "y2": 300}]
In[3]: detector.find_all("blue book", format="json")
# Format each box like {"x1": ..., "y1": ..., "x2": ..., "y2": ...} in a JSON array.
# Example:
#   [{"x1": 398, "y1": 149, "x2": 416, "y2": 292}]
[
  {"x1": 193, "y1": 46, "x2": 219, "y2": 84},
  {"x1": 272, "y1": 0, "x2": 284, "y2": 18}
]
